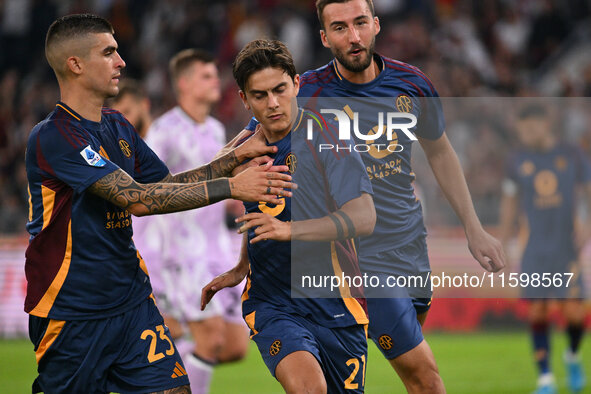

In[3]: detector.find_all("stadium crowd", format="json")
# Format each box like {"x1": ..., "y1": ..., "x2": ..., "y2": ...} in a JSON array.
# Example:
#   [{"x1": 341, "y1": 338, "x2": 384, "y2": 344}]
[{"x1": 2, "y1": 0, "x2": 591, "y2": 234}]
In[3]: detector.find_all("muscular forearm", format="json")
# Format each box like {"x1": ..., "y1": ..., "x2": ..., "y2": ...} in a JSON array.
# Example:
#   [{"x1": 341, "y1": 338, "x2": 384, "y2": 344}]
[
  {"x1": 292, "y1": 193, "x2": 375, "y2": 241},
  {"x1": 162, "y1": 150, "x2": 240, "y2": 184},
  {"x1": 88, "y1": 169, "x2": 231, "y2": 216},
  {"x1": 421, "y1": 135, "x2": 481, "y2": 232}
]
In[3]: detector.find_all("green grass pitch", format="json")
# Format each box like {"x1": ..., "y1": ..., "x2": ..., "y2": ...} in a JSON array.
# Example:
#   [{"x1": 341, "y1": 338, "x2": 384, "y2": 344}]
[{"x1": 1, "y1": 331, "x2": 589, "y2": 393}]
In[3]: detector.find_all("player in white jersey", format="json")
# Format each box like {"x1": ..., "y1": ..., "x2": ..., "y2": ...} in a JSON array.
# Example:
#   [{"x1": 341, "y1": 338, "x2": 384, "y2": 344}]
[{"x1": 132, "y1": 49, "x2": 248, "y2": 394}]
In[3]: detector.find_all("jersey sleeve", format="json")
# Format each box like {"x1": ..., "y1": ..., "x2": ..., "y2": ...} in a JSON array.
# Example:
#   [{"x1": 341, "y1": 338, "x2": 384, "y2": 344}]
[
  {"x1": 316, "y1": 119, "x2": 373, "y2": 208},
  {"x1": 414, "y1": 88, "x2": 445, "y2": 140},
  {"x1": 37, "y1": 121, "x2": 119, "y2": 193},
  {"x1": 245, "y1": 117, "x2": 259, "y2": 132},
  {"x1": 132, "y1": 130, "x2": 169, "y2": 183}
]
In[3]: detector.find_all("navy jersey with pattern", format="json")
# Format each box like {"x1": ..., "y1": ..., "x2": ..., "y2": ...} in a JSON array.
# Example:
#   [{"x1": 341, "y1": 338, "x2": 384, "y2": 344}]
[
  {"x1": 25, "y1": 102, "x2": 169, "y2": 320},
  {"x1": 507, "y1": 143, "x2": 591, "y2": 259},
  {"x1": 242, "y1": 109, "x2": 372, "y2": 328},
  {"x1": 297, "y1": 54, "x2": 445, "y2": 258}
]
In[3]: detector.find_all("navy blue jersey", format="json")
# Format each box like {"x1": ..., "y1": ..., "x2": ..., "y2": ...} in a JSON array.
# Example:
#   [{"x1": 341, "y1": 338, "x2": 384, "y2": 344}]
[
  {"x1": 506, "y1": 143, "x2": 591, "y2": 258},
  {"x1": 297, "y1": 54, "x2": 444, "y2": 256},
  {"x1": 25, "y1": 102, "x2": 169, "y2": 320},
  {"x1": 242, "y1": 109, "x2": 372, "y2": 328}
]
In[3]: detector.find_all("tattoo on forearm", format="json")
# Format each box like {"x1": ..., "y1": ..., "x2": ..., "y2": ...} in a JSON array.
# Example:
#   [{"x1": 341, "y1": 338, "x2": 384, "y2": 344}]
[
  {"x1": 165, "y1": 151, "x2": 239, "y2": 183},
  {"x1": 335, "y1": 211, "x2": 356, "y2": 238},
  {"x1": 88, "y1": 169, "x2": 230, "y2": 215}
]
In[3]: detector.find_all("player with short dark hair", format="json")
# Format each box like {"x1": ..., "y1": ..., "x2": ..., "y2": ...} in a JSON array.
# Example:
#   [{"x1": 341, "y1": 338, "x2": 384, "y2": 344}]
[
  {"x1": 292, "y1": 0, "x2": 505, "y2": 392},
  {"x1": 500, "y1": 104, "x2": 590, "y2": 394},
  {"x1": 26, "y1": 14, "x2": 292, "y2": 393},
  {"x1": 202, "y1": 39, "x2": 376, "y2": 393}
]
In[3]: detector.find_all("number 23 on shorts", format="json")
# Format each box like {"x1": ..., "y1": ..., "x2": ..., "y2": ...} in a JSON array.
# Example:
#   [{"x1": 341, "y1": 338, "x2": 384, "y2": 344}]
[{"x1": 140, "y1": 324, "x2": 175, "y2": 362}]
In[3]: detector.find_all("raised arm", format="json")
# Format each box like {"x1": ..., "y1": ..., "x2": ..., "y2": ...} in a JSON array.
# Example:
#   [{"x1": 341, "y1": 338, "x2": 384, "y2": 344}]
[
  {"x1": 162, "y1": 127, "x2": 276, "y2": 183},
  {"x1": 419, "y1": 133, "x2": 505, "y2": 272},
  {"x1": 236, "y1": 193, "x2": 376, "y2": 244},
  {"x1": 88, "y1": 162, "x2": 293, "y2": 217}
]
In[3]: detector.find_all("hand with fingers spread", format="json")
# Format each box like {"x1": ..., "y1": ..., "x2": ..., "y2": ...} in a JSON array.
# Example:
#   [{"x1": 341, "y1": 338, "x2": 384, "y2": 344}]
[
  {"x1": 229, "y1": 161, "x2": 295, "y2": 204},
  {"x1": 231, "y1": 155, "x2": 287, "y2": 177},
  {"x1": 236, "y1": 212, "x2": 291, "y2": 244},
  {"x1": 466, "y1": 227, "x2": 506, "y2": 272}
]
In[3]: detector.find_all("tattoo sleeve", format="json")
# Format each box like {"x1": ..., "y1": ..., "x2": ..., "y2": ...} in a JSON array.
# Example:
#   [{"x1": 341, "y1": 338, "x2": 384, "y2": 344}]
[
  {"x1": 149, "y1": 384, "x2": 191, "y2": 394},
  {"x1": 161, "y1": 151, "x2": 239, "y2": 184},
  {"x1": 88, "y1": 168, "x2": 231, "y2": 215}
]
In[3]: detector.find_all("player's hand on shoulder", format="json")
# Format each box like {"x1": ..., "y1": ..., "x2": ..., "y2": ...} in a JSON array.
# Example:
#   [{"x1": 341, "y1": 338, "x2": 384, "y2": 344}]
[
  {"x1": 236, "y1": 212, "x2": 291, "y2": 244},
  {"x1": 201, "y1": 266, "x2": 248, "y2": 310},
  {"x1": 467, "y1": 228, "x2": 506, "y2": 272},
  {"x1": 229, "y1": 161, "x2": 295, "y2": 204},
  {"x1": 234, "y1": 124, "x2": 276, "y2": 160}
]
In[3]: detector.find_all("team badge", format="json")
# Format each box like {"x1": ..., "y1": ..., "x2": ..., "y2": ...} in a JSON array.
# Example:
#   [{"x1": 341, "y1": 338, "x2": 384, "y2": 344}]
[
  {"x1": 285, "y1": 153, "x2": 297, "y2": 174},
  {"x1": 534, "y1": 170, "x2": 558, "y2": 197},
  {"x1": 378, "y1": 334, "x2": 393, "y2": 350},
  {"x1": 269, "y1": 340, "x2": 282, "y2": 356},
  {"x1": 80, "y1": 145, "x2": 106, "y2": 167},
  {"x1": 119, "y1": 139, "x2": 132, "y2": 158},
  {"x1": 396, "y1": 95, "x2": 413, "y2": 113}
]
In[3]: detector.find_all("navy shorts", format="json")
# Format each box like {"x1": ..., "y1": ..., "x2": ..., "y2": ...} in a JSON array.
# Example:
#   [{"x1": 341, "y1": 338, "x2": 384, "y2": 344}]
[
  {"x1": 29, "y1": 297, "x2": 189, "y2": 394},
  {"x1": 361, "y1": 235, "x2": 431, "y2": 359},
  {"x1": 521, "y1": 254, "x2": 585, "y2": 298},
  {"x1": 246, "y1": 303, "x2": 368, "y2": 393}
]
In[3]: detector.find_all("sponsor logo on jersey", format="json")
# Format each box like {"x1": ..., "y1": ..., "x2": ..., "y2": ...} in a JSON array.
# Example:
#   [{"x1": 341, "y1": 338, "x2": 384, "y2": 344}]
[{"x1": 80, "y1": 145, "x2": 106, "y2": 167}]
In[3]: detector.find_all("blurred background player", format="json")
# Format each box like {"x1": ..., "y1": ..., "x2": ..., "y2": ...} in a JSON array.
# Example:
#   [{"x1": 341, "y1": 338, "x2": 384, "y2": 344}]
[
  {"x1": 109, "y1": 78, "x2": 151, "y2": 138},
  {"x1": 132, "y1": 49, "x2": 249, "y2": 394},
  {"x1": 500, "y1": 103, "x2": 591, "y2": 394}
]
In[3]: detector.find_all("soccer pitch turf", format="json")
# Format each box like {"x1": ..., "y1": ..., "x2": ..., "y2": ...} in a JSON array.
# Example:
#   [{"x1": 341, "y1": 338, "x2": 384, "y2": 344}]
[{"x1": 1, "y1": 331, "x2": 589, "y2": 393}]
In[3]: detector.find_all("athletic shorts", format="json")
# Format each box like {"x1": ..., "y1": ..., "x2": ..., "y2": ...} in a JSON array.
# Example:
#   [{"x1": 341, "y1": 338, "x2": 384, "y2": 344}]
[
  {"x1": 521, "y1": 253, "x2": 585, "y2": 298},
  {"x1": 361, "y1": 235, "x2": 431, "y2": 359},
  {"x1": 246, "y1": 303, "x2": 368, "y2": 393},
  {"x1": 29, "y1": 297, "x2": 189, "y2": 394}
]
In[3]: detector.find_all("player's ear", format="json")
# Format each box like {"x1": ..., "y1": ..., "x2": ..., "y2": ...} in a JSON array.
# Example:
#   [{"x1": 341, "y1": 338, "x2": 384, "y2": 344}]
[
  {"x1": 374, "y1": 16, "x2": 381, "y2": 36},
  {"x1": 66, "y1": 56, "x2": 83, "y2": 75},
  {"x1": 239, "y1": 90, "x2": 250, "y2": 111},
  {"x1": 293, "y1": 74, "x2": 300, "y2": 96},
  {"x1": 320, "y1": 30, "x2": 330, "y2": 49}
]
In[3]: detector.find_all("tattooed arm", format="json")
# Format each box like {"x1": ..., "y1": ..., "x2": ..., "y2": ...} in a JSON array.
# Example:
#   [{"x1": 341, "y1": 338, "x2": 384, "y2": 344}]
[
  {"x1": 88, "y1": 163, "x2": 293, "y2": 216},
  {"x1": 161, "y1": 127, "x2": 276, "y2": 183}
]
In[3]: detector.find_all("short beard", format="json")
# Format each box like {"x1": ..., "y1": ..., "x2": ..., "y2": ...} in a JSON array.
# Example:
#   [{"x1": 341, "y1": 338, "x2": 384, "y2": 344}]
[{"x1": 333, "y1": 37, "x2": 376, "y2": 73}]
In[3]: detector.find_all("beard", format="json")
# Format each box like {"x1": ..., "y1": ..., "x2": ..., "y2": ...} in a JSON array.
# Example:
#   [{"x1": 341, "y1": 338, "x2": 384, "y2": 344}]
[{"x1": 332, "y1": 37, "x2": 376, "y2": 73}]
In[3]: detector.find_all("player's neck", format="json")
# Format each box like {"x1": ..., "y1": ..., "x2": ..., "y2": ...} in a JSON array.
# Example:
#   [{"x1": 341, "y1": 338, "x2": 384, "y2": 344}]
[
  {"x1": 335, "y1": 58, "x2": 380, "y2": 84},
  {"x1": 60, "y1": 86, "x2": 104, "y2": 122},
  {"x1": 178, "y1": 99, "x2": 211, "y2": 124}
]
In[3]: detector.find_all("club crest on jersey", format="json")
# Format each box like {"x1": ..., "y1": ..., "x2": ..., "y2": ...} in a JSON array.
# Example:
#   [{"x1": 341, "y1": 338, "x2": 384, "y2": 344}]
[
  {"x1": 269, "y1": 340, "x2": 282, "y2": 356},
  {"x1": 80, "y1": 145, "x2": 106, "y2": 167},
  {"x1": 119, "y1": 139, "x2": 132, "y2": 158},
  {"x1": 285, "y1": 153, "x2": 297, "y2": 174},
  {"x1": 396, "y1": 95, "x2": 413, "y2": 112}
]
